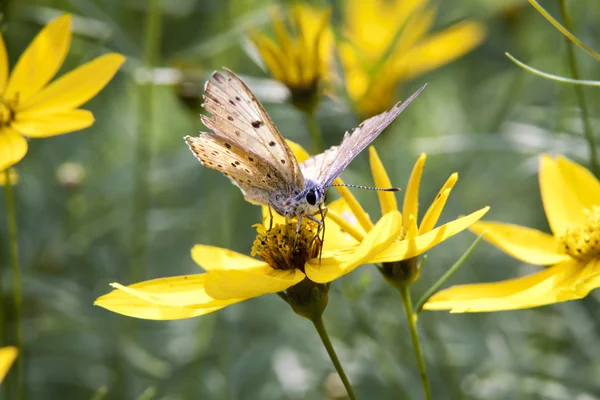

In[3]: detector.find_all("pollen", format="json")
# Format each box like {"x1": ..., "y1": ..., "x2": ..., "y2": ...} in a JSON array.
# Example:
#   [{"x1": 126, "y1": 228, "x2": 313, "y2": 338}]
[
  {"x1": 251, "y1": 220, "x2": 321, "y2": 271},
  {"x1": 557, "y1": 205, "x2": 600, "y2": 262}
]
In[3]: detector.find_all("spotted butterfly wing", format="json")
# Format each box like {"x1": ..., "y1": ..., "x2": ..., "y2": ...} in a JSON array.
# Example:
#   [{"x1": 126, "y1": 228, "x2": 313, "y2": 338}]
[
  {"x1": 201, "y1": 69, "x2": 304, "y2": 194},
  {"x1": 300, "y1": 84, "x2": 427, "y2": 188}
]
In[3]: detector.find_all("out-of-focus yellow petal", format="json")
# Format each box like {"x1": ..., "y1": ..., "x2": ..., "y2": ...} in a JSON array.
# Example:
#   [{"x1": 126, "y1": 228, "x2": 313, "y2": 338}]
[
  {"x1": 205, "y1": 266, "x2": 304, "y2": 300},
  {"x1": 0, "y1": 34, "x2": 8, "y2": 93},
  {"x1": 107, "y1": 275, "x2": 244, "y2": 308},
  {"x1": 470, "y1": 221, "x2": 569, "y2": 265},
  {"x1": 372, "y1": 207, "x2": 490, "y2": 263},
  {"x1": 0, "y1": 169, "x2": 19, "y2": 186},
  {"x1": 5, "y1": 14, "x2": 72, "y2": 104},
  {"x1": 191, "y1": 245, "x2": 266, "y2": 271},
  {"x1": 403, "y1": 154, "x2": 426, "y2": 229},
  {"x1": 0, "y1": 346, "x2": 17, "y2": 383},
  {"x1": 0, "y1": 129, "x2": 28, "y2": 170},
  {"x1": 323, "y1": 197, "x2": 363, "y2": 248},
  {"x1": 335, "y1": 178, "x2": 374, "y2": 232},
  {"x1": 424, "y1": 259, "x2": 600, "y2": 312},
  {"x1": 285, "y1": 140, "x2": 310, "y2": 162},
  {"x1": 369, "y1": 147, "x2": 397, "y2": 215},
  {"x1": 12, "y1": 109, "x2": 94, "y2": 138},
  {"x1": 539, "y1": 155, "x2": 589, "y2": 234},
  {"x1": 19, "y1": 53, "x2": 125, "y2": 114},
  {"x1": 95, "y1": 288, "x2": 229, "y2": 320},
  {"x1": 250, "y1": 33, "x2": 287, "y2": 83},
  {"x1": 556, "y1": 156, "x2": 600, "y2": 214},
  {"x1": 306, "y1": 210, "x2": 402, "y2": 283},
  {"x1": 419, "y1": 173, "x2": 457, "y2": 234},
  {"x1": 392, "y1": 21, "x2": 486, "y2": 82}
]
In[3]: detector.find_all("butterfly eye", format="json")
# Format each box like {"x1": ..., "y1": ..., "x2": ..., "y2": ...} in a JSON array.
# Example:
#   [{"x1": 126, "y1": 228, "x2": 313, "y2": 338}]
[{"x1": 306, "y1": 190, "x2": 318, "y2": 206}]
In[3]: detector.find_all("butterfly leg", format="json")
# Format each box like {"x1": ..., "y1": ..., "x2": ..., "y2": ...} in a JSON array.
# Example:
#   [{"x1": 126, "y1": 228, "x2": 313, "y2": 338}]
[{"x1": 268, "y1": 205, "x2": 274, "y2": 231}]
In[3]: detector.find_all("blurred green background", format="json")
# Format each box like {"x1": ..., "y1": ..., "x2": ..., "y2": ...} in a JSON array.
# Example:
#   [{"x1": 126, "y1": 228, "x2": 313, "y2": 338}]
[{"x1": 2, "y1": 0, "x2": 600, "y2": 399}]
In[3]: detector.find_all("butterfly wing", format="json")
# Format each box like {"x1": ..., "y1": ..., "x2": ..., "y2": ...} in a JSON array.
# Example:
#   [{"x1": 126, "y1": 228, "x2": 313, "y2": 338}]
[
  {"x1": 201, "y1": 69, "x2": 304, "y2": 195},
  {"x1": 303, "y1": 84, "x2": 426, "y2": 188},
  {"x1": 185, "y1": 134, "x2": 288, "y2": 205}
]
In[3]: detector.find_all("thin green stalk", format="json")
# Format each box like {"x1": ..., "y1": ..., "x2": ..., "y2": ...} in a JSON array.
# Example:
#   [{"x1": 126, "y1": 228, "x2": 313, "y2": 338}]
[
  {"x1": 557, "y1": 0, "x2": 599, "y2": 176},
  {"x1": 304, "y1": 110, "x2": 323, "y2": 154},
  {"x1": 4, "y1": 170, "x2": 22, "y2": 400},
  {"x1": 398, "y1": 286, "x2": 431, "y2": 400},
  {"x1": 311, "y1": 315, "x2": 357, "y2": 400},
  {"x1": 415, "y1": 233, "x2": 486, "y2": 314},
  {"x1": 130, "y1": 0, "x2": 163, "y2": 282}
]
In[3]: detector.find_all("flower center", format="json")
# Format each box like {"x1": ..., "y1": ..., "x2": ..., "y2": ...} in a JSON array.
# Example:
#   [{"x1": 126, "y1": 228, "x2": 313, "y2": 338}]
[
  {"x1": 0, "y1": 98, "x2": 15, "y2": 127},
  {"x1": 557, "y1": 205, "x2": 600, "y2": 262},
  {"x1": 251, "y1": 220, "x2": 322, "y2": 271}
]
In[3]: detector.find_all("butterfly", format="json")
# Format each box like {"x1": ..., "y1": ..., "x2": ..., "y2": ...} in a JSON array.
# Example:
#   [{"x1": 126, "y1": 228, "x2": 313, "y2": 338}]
[{"x1": 185, "y1": 68, "x2": 425, "y2": 230}]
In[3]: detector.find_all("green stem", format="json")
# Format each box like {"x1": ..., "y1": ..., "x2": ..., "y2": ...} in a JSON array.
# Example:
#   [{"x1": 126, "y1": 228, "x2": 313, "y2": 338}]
[
  {"x1": 557, "y1": 0, "x2": 599, "y2": 176},
  {"x1": 130, "y1": 0, "x2": 163, "y2": 282},
  {"x1": 4, "y1": 170, "x2": 23, "y2": 400},
  {"x1": 304, "y1": 110, "x2": 323, "y2": 154},
  {"x1": 414, "y1": 233, "x2": 485, "y2": 314},
  {"x1": 398, "y1": 285, "x2": 431, "y2": 400},
  {"x1": 311, "y1": 315, "x2": 357, "y2": 400}
]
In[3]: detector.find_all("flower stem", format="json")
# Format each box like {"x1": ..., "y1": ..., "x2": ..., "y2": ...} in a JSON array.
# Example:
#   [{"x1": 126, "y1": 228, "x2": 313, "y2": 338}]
[
  {"x1": 398, "y1": 285, "x2": 432, "y2": 400},
  {"x1": 311, "y1": 315, "x2": 357, "y2": 400},
  {"x1": 130, "y1": 0, "x2": 163, "y2": 281},
  {"x1": 557, "y1": 0, "x2": 599, "y2": 176},
  {"x1": 4, "y1": 169, "x2": 23, "y2": 400},
  {"x1": 304, "y1": 109, "x2": 323, "y2": 154}
]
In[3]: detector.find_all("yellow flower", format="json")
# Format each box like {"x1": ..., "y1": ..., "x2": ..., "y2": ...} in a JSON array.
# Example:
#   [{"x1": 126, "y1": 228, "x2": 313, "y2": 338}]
[
  {"x1": 305, "y1": 148, "x2": 490, "y2": 284},
  {"x1": 0, "y1": 169, "x2": 18, "y2": 185},
  {"x1": 0, "y1": 346, "x2": 17, "y2": 383},
  {"x1": 425, "y1": 155, "x2": 600, "y2": 312},
  {"x1": 340, "y1": 0, "x2": 485, "y2": 117},
  {"x1": 250, "y1": 4, "x2": 333, "y2": 111},
  {"x1": 94, "y1": 144, "x2": 402, "y2": 320},
  {"x1": 0, "y1": 14, "x2": 125, "y2": 171}
]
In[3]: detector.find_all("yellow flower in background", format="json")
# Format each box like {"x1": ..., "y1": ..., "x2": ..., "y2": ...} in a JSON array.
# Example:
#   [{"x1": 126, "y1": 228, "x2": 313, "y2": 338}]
[
  {"x1": 0, "y1": 169, "x2": 18, "y2": 185},
  {"x1": 0, "y1": 347, "x2": 17, "y2": 383},
  {"x1": 95, "y1": 142, "x2": 402, "y2": 320},
  {"x1": 340, "y1": 0, "x2": 485, "y2": 117},
  {"x1": 250, "y1": 4, "x2": 333, "y2": 111},
  {"x1": 303, "y1": 147, "x2": 489, "y2": 284},
  {"x1": 425, "y1": 156, "x2": 600, "y2": 313},
  {"x1": 0, "y1": 14, "x2": 125, "y2": 171}
]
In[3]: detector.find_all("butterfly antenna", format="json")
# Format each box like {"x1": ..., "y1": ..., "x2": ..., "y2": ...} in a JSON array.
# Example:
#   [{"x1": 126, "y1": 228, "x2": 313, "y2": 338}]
[{"x1": 329, "y1": 184, "x2": 400, "y2": 192}]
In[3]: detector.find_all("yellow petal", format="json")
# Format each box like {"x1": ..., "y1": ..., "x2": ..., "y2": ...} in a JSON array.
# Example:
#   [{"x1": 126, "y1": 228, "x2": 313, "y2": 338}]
[
  {"x1": 539, "y1": 155, "x2": 589, "y2": 234},
  {"x1": 335, "y1": 178, "x2": 374, "y2": 232},
  {"x1": 403, "y1": 154, "x2": 426, "y2": 229},
  {"x1": 469, "y1": 221, "x2": 569, "y2": 265},
  {"x1": 191, "y1": 245, "x2": 266, "y2": 271},
  {"x1": 12, "y1": 109, "x2": 94, "y2": 138},
  {"x1": 18, "y1": 53, "x2": 125, "y2": 114},
  {"x1": 95, "y1": 287, "x2": 229, "y2": 320},
  {"x1": 107, "y1": 275, "x2": 243, "y2": 308},
  {"x1": 250, "y1": 33, "x2": 287, "y2": 83},
  {"x1": 419, "y1": 173, "x2": 457, "y2": 234},
  {"x1": 372, "y1": 207, "x2": 490, "y2": 263},
  {"x1": 392, "y1": 21, "x2": 486, "y2": 81},
  {"x1": 557, "y1": 156, "x2": 600, "y2": 213},
  {"x1": 369, "y1": 147, "x2": 397, "y2": 215},
  {"x1": 305, "y1": 210, "x2": 402, "y2": 283},
  {"x1": 0, "y1": 34, "x2": 8, "y2": 93},
  {"x1": 0, "y1": 346, "x2": 17, "y2": 383},
  {"x1": 285, "y1": 139, "x2": 311, "y2": 162},
  {"x1": 0, "y1": 129, "x2": 28, "y2": 170},
  {"x1": 326, "y1": 208, "x2": 365, "y2": 243},
  {"x1": 205, "y1": 266, "x2": 305, "y2": 300},
  {"x1": 423, "y1": 260, "x2": 600, "y2": 312},
  {"x1": 6, "y1": 14, "x2": 72, "y2": 105}
]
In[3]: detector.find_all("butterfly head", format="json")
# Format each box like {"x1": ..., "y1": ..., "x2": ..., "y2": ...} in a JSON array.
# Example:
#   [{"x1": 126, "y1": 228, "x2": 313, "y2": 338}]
[{"x1": 280, "y1": 181, "x2": 325, "y2": 218}]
